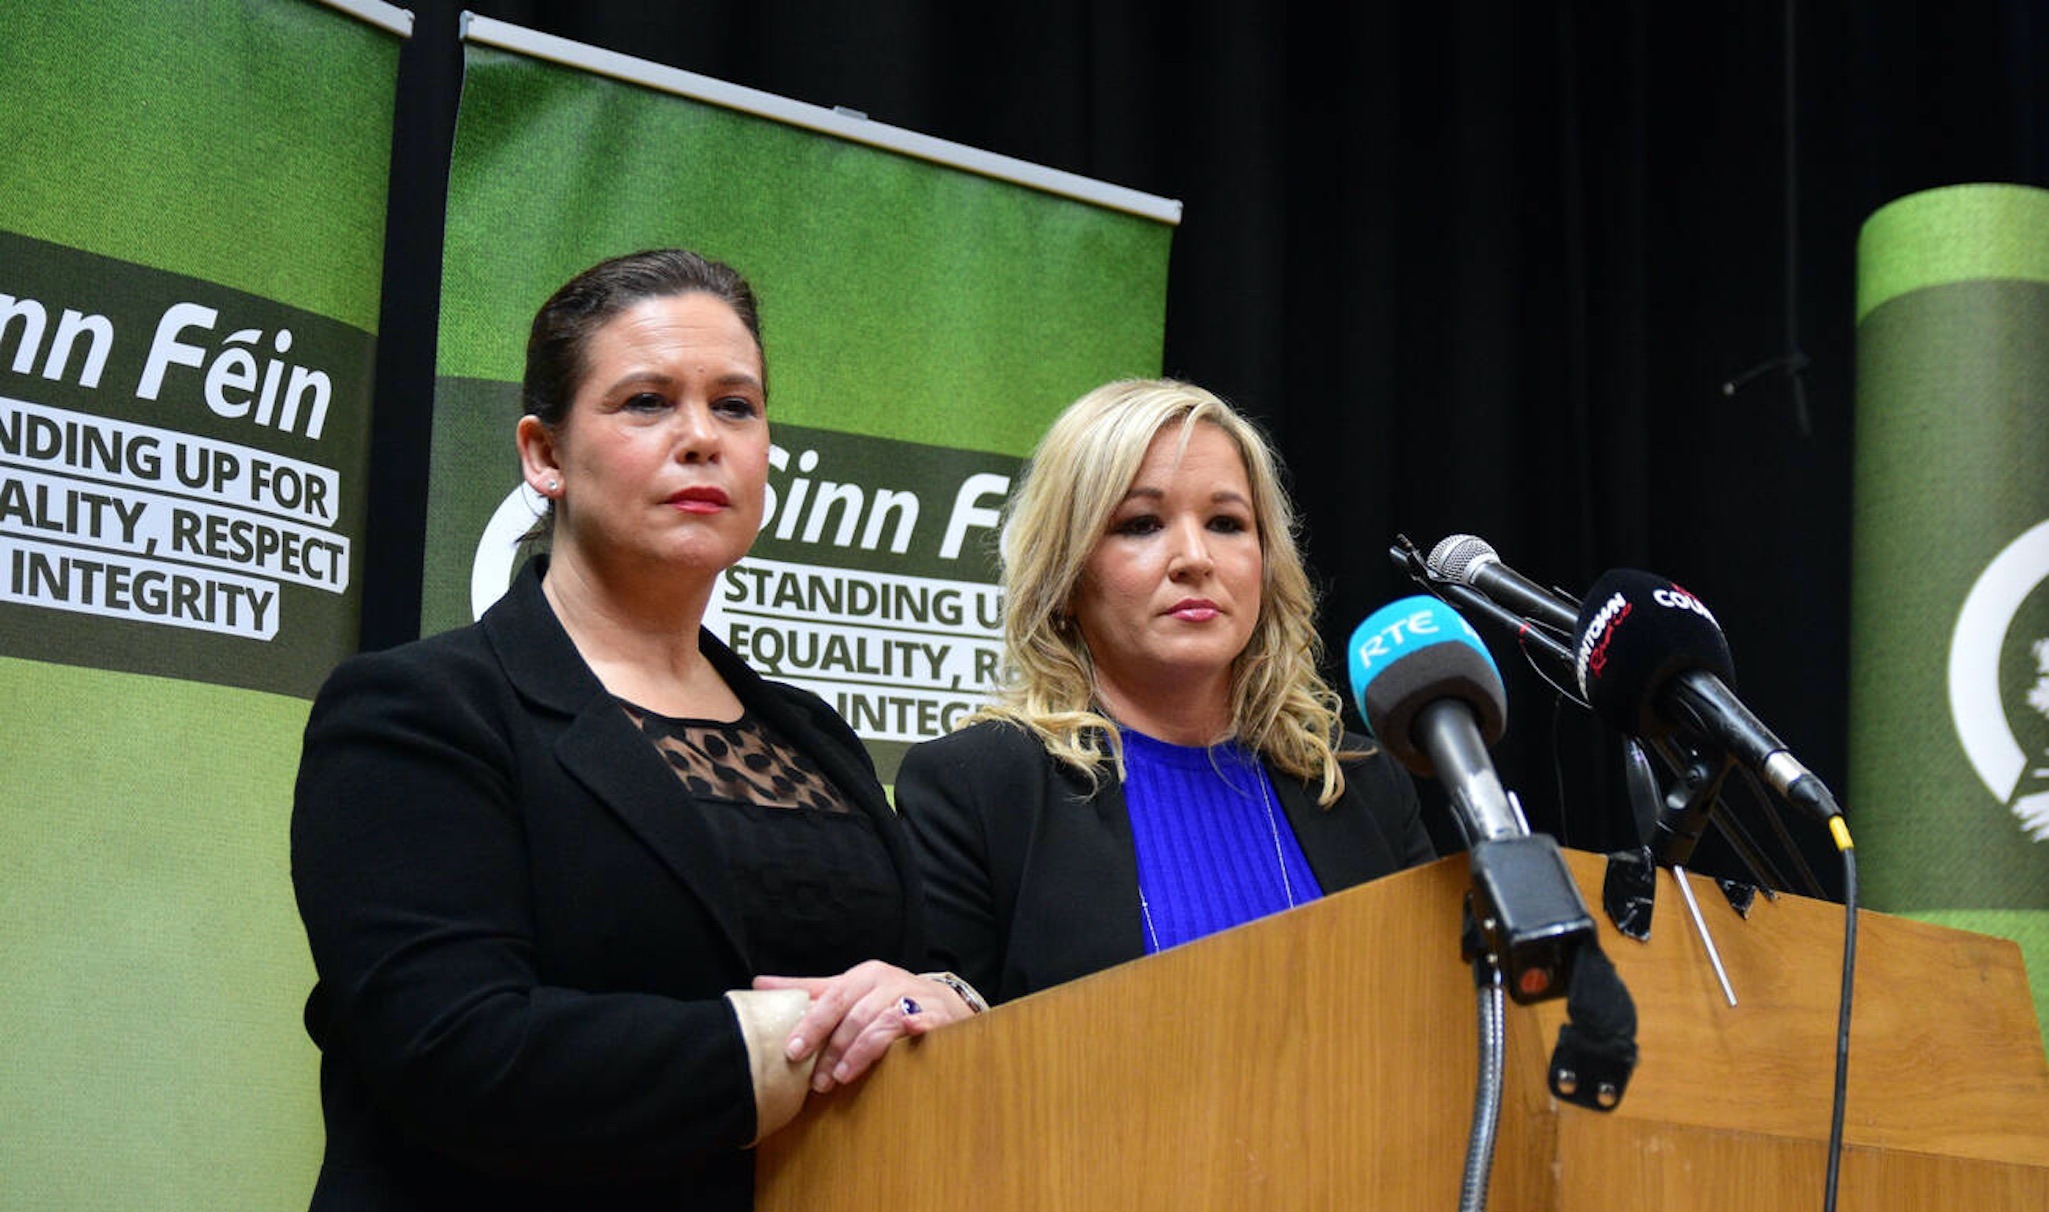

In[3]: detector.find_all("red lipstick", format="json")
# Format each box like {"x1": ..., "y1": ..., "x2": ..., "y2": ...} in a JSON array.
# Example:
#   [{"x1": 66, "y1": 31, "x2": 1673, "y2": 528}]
[{"x1": 669, "y1": 486, "x2": 729, "y2": 513}]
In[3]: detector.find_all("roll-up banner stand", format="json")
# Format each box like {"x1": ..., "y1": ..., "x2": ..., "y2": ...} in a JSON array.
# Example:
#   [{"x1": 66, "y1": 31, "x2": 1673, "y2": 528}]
[
  {"x1": 0, "y1": 0, "x2": 409, "y2": 1206},
  {"x1": 1851, "y1": 182, "x2": 2049, "y2": 1048},
  {"x1": 432, "y1": 17, "x2": 1180, "y2": 782}
]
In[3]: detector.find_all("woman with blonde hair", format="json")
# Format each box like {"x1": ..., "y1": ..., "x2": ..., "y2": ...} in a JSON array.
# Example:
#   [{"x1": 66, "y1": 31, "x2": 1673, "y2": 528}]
[{"x1": 895, "y1": 378, "x2": 1434, "y2": 1004}]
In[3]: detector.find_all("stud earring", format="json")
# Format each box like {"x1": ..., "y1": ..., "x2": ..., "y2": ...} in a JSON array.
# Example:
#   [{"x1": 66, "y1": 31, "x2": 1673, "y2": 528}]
[{"x1": 545, "y1": 478, "x2": 561, "y2": 494}]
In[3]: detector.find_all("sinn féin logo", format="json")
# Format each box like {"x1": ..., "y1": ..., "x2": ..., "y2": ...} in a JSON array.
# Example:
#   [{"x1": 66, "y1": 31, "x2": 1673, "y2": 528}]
[{"x1": 1948, "y1": 518, "x2": 2049, "y2": 842}]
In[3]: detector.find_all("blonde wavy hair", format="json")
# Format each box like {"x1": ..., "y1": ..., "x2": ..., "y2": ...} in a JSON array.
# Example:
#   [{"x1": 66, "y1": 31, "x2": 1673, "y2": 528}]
[{"x1": 969, "y1": 378, "x2": 1357, "y2": 805}]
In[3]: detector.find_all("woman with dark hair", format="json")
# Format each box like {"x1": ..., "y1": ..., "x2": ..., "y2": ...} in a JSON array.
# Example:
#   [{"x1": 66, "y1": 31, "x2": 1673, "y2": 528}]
[
  {"x1": 895, "y1": 378, "x2": 1436, "y2": 1005},
  {"x1": 291, "y1": 249, "x2": 982, "y2": 1211}
]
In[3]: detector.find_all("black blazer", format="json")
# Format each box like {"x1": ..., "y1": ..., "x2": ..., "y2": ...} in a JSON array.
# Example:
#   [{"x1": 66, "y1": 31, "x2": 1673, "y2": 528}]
[
  {"x1": 894, "y1": 719, "x2": 1435, "y2": 1005},
  {"x1": 290, "y1": 560, "x2": 921, "y2": 1211}
]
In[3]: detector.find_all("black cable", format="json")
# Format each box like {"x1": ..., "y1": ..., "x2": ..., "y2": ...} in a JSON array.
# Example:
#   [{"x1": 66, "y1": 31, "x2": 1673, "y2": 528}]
[
  {"x1": 1822, "y1": 823, "x2": 1857, "y2": 1212},
  {"x1": 1550, "y1": 694, "x2": 1575, "y2": 846},
  {"x1": 1735, "y1": 761, "x2": 1827, "y2": 896}
]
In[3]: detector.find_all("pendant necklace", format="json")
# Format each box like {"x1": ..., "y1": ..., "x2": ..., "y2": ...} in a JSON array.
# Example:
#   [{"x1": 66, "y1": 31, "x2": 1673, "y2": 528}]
[{"x1": 1138, "y1": 753, "x2": 1295, "y2": 953}]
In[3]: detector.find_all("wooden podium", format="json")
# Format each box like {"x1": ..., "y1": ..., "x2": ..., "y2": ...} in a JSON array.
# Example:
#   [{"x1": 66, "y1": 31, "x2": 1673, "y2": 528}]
[{"x1": 757, "y1": 851, "x2": 2049, "y2": 1209}]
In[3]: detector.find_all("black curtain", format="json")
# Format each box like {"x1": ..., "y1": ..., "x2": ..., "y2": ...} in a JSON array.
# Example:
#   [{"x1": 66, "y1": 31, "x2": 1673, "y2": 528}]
[{"x1": 367, "y1": 1, "x2": 2046, "y2": 895}]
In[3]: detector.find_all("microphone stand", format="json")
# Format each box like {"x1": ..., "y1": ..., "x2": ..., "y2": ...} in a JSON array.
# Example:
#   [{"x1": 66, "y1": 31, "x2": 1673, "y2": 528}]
[
  {"x1": 1636, "y1": 729, "x2": 1818, "y2": 1006},
  {"x1": 1388, "y1": 541, "x2": 1640, "y2": 1211},
  {"x1": 1391, "y1": 533, "x2": 1856, "y2": 1212},
  {"x1": 1624, "y1": 726, "x2": 1827, "y2": 1007},
  {"x1": 1645, "y1": 733, "x2": 1812, "y2": 898},
  {"x1": 1624, "y1": 739, "x2": 1742, "y2": 1007},
  {"x1": 1458, "y1": 913, "x2": 1507, "y2": 1212}
]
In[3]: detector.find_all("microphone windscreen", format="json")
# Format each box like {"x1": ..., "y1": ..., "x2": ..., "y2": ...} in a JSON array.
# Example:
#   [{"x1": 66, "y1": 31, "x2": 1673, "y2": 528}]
[
  {"x1": 1572, "y1": 569, "x2": 1736, "y2": 736},
  {"x1": 1348, "y1": 595, "x2": 1508, "y2": 776}
]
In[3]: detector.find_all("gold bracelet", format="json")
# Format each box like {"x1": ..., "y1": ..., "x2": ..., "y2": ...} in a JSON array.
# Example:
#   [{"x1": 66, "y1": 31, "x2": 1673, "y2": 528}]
[{"x1": 919, "y1": 970, "x2": 989, "y2": 1014}]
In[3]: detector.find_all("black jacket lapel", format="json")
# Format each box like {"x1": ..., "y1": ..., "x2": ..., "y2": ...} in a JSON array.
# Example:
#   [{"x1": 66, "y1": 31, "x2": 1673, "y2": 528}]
[
  {"x1": 1271, "y1": 753, "x2": 1405, "y2": 894},
  {"x1": 486, "y1": 560, "x2": 754, "y2": 969}
]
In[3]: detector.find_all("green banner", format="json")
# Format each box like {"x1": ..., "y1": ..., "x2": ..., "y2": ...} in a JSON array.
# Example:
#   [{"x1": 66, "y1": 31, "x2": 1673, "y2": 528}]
[
  {"x1": 1850, "y1": 182, "x2": 2049, "y2": 1048},
  {"x1": 433, "y1": 20, "x2": 1177, "y2": 779},
  {"x1": 0, "y1": 1, "x2": 405, "y2": 1207}
]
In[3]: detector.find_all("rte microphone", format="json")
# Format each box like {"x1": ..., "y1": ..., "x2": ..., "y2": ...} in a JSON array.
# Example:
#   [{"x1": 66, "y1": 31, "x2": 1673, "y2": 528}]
[
  {"x1": 1349, "y1": 595, "x2": 1522, "y2": 845},
  {"x1": 1349, "y1": 595, "x2": 1594, "y2": 1004},
  {"x1": 1426, "y1": 534, "x2": 1583, "y2": 637},
  {"x1": 1572, "y1": 570, "x2": 1841, "y2": 822}
]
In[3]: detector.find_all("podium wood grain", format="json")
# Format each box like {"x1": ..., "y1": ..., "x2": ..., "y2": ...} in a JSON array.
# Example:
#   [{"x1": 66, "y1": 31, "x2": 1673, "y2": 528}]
[{"x1": 757, "y1": 851, "x2": 2049, "y2": 1210}]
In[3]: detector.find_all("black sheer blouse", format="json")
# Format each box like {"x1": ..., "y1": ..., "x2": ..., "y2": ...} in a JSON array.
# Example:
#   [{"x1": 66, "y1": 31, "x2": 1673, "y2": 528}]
[{"x1": 620, "y1": 702, "x2": 904, "y2": 976}]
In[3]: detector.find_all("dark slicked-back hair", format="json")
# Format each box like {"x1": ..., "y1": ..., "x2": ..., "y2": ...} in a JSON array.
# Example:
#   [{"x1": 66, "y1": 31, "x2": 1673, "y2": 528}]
[{"x1": 523, "y1": 247, "x2": 765, "y2": 429}]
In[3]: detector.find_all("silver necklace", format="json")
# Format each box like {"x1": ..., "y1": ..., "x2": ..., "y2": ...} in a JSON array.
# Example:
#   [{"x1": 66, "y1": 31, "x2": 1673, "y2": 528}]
[{"x1": 1138, "y1": 759, "x2": 1296, "y2": 953}]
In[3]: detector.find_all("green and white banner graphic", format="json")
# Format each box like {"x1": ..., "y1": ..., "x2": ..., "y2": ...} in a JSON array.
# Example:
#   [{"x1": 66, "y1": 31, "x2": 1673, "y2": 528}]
[
  {"x1": 0, "y1": 1, "x2": 406, "y2": 1207},
  {"x1": 1851, "y1": 182, "x2": 2049, "y2": 1046},
  {"x1": 432, "y1": 19, "x2": 1178, "y2": 780}
]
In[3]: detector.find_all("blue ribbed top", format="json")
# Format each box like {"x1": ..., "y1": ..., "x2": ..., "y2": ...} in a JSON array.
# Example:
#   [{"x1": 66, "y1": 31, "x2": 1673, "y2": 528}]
[{"x1": 1121, "y1": 729, "x2": 1323, "y2": 954}]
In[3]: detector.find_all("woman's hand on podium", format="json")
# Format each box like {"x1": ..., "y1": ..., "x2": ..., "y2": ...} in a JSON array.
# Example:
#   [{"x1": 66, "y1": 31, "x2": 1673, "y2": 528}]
[{"x1": 755, "y1": 961, "x2": 979, "y2": 1094}]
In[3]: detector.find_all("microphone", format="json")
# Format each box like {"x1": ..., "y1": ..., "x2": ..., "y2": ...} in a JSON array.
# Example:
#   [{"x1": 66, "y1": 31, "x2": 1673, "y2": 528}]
[
  {"x1": 1572, "y1": 570, "x2": 1840, "y2": 822},
  {"x1": 1350, "y1": 596, "x2": 1595, "y2": 1004},
  {"x1": 1426, "y1": 533, "x2": 1583, "y2": 637},
  {"x1": 1389, "y1": 536, "x2": 1584, "y2": 699},
  {"x1": 1348, "y1": 595, "x2": 1521, "y2": 845}
]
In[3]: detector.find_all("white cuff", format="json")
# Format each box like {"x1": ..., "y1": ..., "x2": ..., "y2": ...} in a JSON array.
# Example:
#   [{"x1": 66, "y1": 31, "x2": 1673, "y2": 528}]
[{"x1": 725, "y1": 988, "x2": 816, "y2": 1144}]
